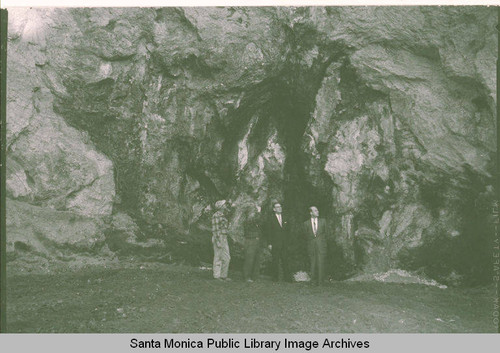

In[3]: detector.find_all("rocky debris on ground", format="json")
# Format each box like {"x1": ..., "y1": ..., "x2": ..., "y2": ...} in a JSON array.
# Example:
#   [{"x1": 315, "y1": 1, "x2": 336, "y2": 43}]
[
  {"x1": 348, "y1": 269, "x2": 447, "y2": 289},
  {"x1": 293, "y1": 271, "x2": 311, "y2": 282}
]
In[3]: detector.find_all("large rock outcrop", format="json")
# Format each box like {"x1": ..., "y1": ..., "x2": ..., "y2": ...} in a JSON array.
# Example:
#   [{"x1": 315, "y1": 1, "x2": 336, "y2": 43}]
[
  {"x1": 6, "y1": 7, "x2": 496, "y2": 284},
  {"x1": 7, "y1": 8, "x2": 115, "y2": 259}
]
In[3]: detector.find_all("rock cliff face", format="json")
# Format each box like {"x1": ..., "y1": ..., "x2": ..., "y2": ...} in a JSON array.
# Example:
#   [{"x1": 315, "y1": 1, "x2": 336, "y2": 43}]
[{"x1": 7, "y1": 7, "x2": 496, "y2": 284}]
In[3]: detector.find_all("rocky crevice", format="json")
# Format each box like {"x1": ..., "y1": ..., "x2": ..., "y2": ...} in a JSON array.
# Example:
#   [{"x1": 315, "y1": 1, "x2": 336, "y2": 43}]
[{"x1": 6, "y1": 7, "x2": 497, "y2": 284}]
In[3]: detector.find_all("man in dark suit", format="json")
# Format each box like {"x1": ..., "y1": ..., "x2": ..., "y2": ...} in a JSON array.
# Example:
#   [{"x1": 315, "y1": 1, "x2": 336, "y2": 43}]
[
  {"x1": 303, "y1": 206, "x2": 328, "y2": 286},
  {"x1": 264, "y1": 200, "x2": 291, "y2": 282},
  {"x1": 243, "y1": 206, "x2": 264, "y2": 283}
]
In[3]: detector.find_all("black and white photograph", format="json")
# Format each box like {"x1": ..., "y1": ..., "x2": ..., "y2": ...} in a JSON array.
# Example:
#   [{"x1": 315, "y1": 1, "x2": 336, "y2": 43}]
[{"x1": 1, "y1": 3, "x2": 498, "y2": 336}]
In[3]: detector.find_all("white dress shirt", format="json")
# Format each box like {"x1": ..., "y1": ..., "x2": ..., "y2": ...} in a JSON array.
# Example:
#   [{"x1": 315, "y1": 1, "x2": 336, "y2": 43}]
[{"x1": 311, "y1": 217, "x2": 318, "y2": 236}]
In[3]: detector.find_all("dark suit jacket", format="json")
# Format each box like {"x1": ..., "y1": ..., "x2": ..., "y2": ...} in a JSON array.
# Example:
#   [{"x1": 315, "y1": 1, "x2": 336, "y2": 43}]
[
  {"x1": 303, "y1": 218, "x2": 328, "y2": 251},
  {"x1": 264, "y1": 213, "x2": 289, "y2": 251}
]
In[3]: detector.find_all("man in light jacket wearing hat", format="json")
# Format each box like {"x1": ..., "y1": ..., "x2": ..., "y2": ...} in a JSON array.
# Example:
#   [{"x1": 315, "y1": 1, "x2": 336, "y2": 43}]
[{"x1": 211, "y1": 200, "x2": 231, "y2": 281}]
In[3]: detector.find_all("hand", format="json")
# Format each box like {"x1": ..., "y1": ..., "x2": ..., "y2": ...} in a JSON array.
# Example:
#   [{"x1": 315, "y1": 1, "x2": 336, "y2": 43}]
[{"x1": 268, "y1": 245, "x2": 272, "y2": 251}]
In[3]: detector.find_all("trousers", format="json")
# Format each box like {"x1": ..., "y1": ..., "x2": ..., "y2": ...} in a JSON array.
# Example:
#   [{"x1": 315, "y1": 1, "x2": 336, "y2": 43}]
[
  {"x1": 212, "y1": 237, "x2": 230, "y2": 279},
  {"x1": 309, "y1": 238, "x2": 327, "y2": 284},
  {"x1": 243, "y1": 238, "x2": 262, "y2": 280},
  {"x1": 271, "y1": 246, "x2": 290, "y2": 282}
]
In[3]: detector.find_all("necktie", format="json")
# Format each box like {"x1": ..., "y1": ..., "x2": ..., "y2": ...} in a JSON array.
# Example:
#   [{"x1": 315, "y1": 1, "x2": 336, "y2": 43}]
[
  {"x1": 313, "y1": 218, "x2": 317, "y2": 235},
  {"x1": 278, "y1": 214, "x2": 282, "y2": 227}
]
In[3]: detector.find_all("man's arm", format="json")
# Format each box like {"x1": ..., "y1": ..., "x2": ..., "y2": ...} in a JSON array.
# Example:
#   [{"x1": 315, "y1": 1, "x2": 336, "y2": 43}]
[{"x1": 262, "y1": 218, "x2": 272, "y2": 250}]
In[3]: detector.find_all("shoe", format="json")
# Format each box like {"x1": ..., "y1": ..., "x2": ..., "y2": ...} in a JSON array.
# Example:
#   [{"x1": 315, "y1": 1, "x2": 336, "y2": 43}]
[
  {"x1": 223, "y1": 277, "x2": 232, "y2": 282},
  {"x1": 246, "y1": 279, "x2": 254, "y2": 283}
]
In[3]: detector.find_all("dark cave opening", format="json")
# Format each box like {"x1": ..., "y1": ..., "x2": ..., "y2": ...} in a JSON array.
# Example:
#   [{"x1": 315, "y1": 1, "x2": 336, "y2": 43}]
[
  {"x1": 268, "y1": 56, "x2": 381, "y2": 223},
  {"x1": 271, "y1": 81, "x2": 328, "y2": 222},
  {"x1": 252, "y1": 40, "x2": 398, "y2": 274},
  {"x1": 7, "y1": 6, "x2": 496, "y2": 290},
  {"x1": 266, "y1": 39, "x2": 347, "y2": 221},
  {"x1": 257, "y1": 44, "x2": 345, "y2": 271}
]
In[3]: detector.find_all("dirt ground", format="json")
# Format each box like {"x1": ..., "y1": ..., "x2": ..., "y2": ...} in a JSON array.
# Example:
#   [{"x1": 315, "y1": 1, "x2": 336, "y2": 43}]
[{"x1": 5, "y1": 262, "x2": 497, "y2": 333}]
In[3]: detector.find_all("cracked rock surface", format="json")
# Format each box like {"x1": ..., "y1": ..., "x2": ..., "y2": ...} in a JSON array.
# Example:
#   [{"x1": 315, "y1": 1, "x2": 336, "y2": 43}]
[{"x1": 6, "y1": 7, "x2": 496, "y2": 284}]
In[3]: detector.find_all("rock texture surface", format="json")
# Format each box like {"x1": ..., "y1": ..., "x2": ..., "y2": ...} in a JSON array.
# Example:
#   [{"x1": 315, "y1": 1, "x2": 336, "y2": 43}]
[{"x1": 7, "y1": 7, "x2": 496, "y2": 284}]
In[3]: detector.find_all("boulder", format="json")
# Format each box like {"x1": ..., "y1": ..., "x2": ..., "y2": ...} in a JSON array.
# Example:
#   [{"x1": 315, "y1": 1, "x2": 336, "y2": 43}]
[
  {"x1": 7, "y1": 8, "x2": 115, "y2": 218},
  {"x1": 6, "y1": 198, "x2": 106, "y2": 256}
]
